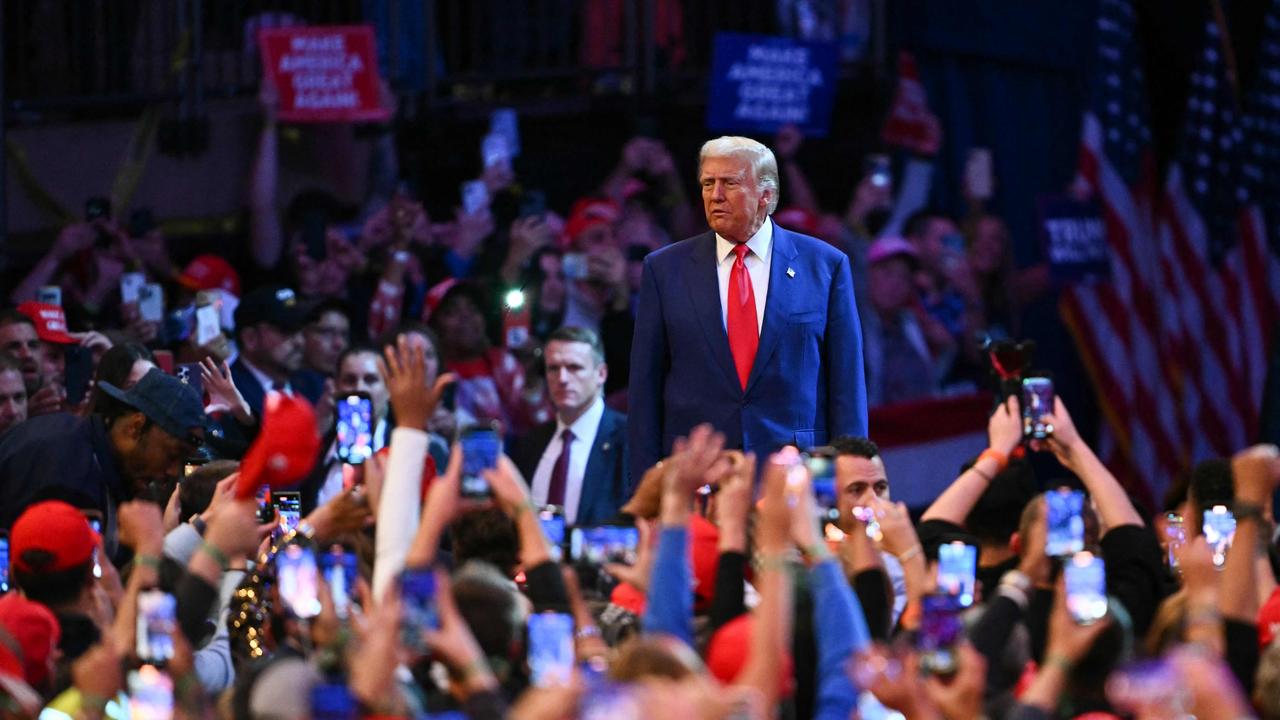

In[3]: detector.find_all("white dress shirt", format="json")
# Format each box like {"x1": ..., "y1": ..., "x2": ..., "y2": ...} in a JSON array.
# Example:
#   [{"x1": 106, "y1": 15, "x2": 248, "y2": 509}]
[
  {"x1": 715, "y1": 218, "x2": 773, "y2": 333},
  {"x1": 239, "y1": 356, "x2": 292, "y2": 396},
  {"x1": 530, "y1": 396, "x2": 606, "y2": 524},
  {"x1": 316, "y1": 418, "x2": 389, "y2": 506}
]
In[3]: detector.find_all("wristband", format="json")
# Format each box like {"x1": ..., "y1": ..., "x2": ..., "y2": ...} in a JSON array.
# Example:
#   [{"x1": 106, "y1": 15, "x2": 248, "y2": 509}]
[
  {"x1": 977, "y1": 449, "x2": 1009, "y2": 474},
  {"x1": 1233, "y1": 501, "x2": 1265, "y2": 523},
  {"x1": 752, "y1": 552, "x2": 795, "y2": 572},
  {"x1": 803, "y1": 541, "x2": 833, "y2": 562},
  {"x1": 1185, "y1": 604, "x2": 1222, "y2": 626},
  {"x1": 897, "y1": 545, "x2": 923, "y2": 563},
  {"x1": 513, "y1": 500, "x2": 537, "y2": 518},
  {"x1": 133, "y1": 554, "x2": 162, "y2": 572},
  {"x1": 198, "y1": 541, "x2": 230, "y2": 568},
  {"x1": 1046, "y1": 652, "x2": 1074, "y2": 673},
  {"x1": 188, "y1": 514, "x2": 207, "y2": 537}
]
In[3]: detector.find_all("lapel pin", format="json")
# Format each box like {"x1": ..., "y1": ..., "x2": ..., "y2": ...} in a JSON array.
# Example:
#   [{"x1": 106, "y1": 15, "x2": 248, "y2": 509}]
[{"x1": 786, "y1": 267, "x2": 796, "y2": 278}]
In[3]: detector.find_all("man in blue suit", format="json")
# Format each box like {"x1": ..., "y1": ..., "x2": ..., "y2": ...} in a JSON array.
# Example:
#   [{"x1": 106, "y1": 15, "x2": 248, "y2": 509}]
[
  {"x1": 512, "y1": 326, "x2": 630, "y2": 525},
  {"x1": 628, "y1": 136, "x2": 867, "y2": 482}
]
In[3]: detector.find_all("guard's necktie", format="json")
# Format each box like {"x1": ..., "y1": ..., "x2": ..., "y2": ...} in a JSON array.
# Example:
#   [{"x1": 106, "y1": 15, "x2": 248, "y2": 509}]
[{"x1": 546, "y1": 428, "x2": 575, "y2": 506}]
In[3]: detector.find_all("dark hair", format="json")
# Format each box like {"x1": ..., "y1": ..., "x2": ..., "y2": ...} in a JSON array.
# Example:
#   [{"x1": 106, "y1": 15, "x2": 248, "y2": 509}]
[
  {"x1": 428, "y1": 283, "x2": 499, "y2": 350},
  {"x1": 305, "y1": 298, "x2": 351, "y2": 326},
  {"x1": 14, "y1": 556, "x2": 95, "y2": 607},
  {"x1": 178, "y1": 459, "x2": 239, "y2": 518},
  {"x1": 0, "y1": 309, "x2": 35, "y2": 329},
  {"x1": 451, "y1": 562, "x2": 524, "y2": 669},
  {"x1": 1189, "y1": 458, "x2": 1233, "y2": 516},
  {"x1": 965, "y1": 459, "x2": 1038, "y2": 545},
  {"x1": 902, "y1": 208, "x2": 952, "y2": 240},
  {"x1": 85, "y1": 342, "x2": 155, "y2": 416},
  {"x1": 829, "y1": 436, "x2": 879, "y2": 460},
  {"x1": 449, "y1": 509, "x2": 520, "y2": 578},
  {"x1": 547, "y1": 326, "x2": 606, "y2": 365}
]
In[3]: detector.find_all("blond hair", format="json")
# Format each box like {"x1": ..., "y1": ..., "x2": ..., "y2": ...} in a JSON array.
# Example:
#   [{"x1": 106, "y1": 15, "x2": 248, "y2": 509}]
[{"x1": 698, "y1": 136, "x2": 780, "y2": 214}]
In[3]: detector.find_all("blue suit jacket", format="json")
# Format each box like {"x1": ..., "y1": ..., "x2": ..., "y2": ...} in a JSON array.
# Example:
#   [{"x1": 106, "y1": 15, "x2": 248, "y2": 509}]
[
  {"x1": 627, "y1": 222, "x2": 867, "y2": 482},
  {"x1": 513, "y1": 407, "x2": 631, "y2": 526}
]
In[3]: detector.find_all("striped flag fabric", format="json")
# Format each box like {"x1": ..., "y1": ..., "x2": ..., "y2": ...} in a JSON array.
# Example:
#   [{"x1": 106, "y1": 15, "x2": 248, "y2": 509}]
[{"x1": 1063, "y1": 0, "x2": 1280, "y2": 503}]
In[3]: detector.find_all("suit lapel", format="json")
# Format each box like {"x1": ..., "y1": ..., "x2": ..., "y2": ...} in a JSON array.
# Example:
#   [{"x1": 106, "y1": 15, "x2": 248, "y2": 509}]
[
  {"x1": 577, "y1": 410, "x2": 621, "y2": 524},
  {"x1": 684, "y1": 233, "x2": 739, "y2": 386},
  {"x1": 745, "y1": 225, "x2": 798, "y2": 395}
]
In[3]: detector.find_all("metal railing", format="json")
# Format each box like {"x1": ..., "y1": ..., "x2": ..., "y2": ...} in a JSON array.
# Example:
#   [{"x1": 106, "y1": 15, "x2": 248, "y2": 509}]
[{"x1": 4, "y1": 0, "x2": 884, "y2": 120}]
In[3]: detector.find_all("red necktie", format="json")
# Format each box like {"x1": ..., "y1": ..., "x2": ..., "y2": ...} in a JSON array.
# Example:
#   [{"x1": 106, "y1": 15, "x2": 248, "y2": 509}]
[
  {"x1": 727, "y1": 244, "x2": 759, "y2": 389},
  {"x1": 546, "y1": 428, "x2": 574, "y2": 506}
]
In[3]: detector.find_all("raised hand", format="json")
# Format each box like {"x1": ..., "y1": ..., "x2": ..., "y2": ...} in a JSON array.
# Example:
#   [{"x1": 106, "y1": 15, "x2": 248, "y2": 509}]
[
  {"x1": 378, "y1": 334, "x2": 454, "y2": 430},
  {"x1": 201, "y1": 357, "x2": 251, "y2": 422}
]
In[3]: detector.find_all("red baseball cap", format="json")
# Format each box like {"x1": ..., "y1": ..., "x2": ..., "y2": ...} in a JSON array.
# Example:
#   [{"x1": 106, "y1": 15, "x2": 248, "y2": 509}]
[
  {"x1": 562, "y1": 198, "x2": 619, "y2": 247},
  {"x1": 178, "y1": 254, "x2": 241, "y2": 297},
  {"x1": 773, "y1": 207, "x2": 820, "y2": 236},
  {"x1": 237, "y1": 393, "x2": 321, "y2": 499},
  {"x1": 10, "y1": 500, "x2": 97, "y2": 573},
  {"x1": 15, "y1": 302, "x2": 76, "y2": 345},
  {"x1": 0, "y1": 593, "x2": 61, "y2": 689},
  {"x1": 705, "y1": 614, "x2": 795, "y2": 697}
]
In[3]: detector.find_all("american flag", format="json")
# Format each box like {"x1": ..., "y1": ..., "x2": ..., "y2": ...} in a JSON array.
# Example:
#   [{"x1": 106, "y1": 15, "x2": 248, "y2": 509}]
[{"x1": 1061, "y1": 0, "x2": 1280, "y2": 503}]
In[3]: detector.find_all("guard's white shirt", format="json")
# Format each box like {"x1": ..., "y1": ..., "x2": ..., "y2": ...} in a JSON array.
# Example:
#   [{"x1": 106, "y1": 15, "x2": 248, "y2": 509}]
[{"x1": 530, "y1": 396, "x2": 606, "y2": 524}]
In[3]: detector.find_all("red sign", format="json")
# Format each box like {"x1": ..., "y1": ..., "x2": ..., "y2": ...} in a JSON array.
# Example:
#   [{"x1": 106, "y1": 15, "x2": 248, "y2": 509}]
[{"x1": 258, "y1": 25, "x2": 390, "y2": 123}]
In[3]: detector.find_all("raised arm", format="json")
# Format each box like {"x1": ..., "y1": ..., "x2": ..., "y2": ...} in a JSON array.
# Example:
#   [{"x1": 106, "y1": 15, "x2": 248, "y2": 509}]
[
  {"x1": 248, "y1": 80, "x2": 284, "y2": 269},
  {"x1": 1038, "y1": 396, "x2": 1143, "y2": 530},
  {"x1": 923, "y1": 396, "x2": 1022, "y2": 526}
]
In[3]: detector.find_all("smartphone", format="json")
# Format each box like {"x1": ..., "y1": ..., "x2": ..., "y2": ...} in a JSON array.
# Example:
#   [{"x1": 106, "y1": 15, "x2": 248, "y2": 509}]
[
  {"x1": 37, "y1": 286, "x2": 62, "y2": 306},
  {"x1": 194, "y1": 304, "x2": 221, "y2": 346},
  {"x1": 1163, "y1": 512, "x2": 1185, "y2": 569},
  {"x1": 937, "y1": 542, "x2": 978, "y2": 608},
  {"x1": 1065, "y1": 551, "x2": 1108, "y2": 624},
  {"x1": 138, "y1": 283, "x2": 165, "y2": 323},
  {"x1": 129, "y1": 207, "x2": 156, "y2": 238},
  {"x1": 310, "y1": 682, "x2": 358, "y2": 720},
  {"x1": 319, "y1": 546, "x2": 359, "y2": 620},
  {"x1": 136, "y1": 590, "x2": 178, "y2": 665},
  {"x1": 127, "y1": 665, "x2": 174, "y2": 720},
  {"x1": 1021, "y1": 376, "x2": 1055, "y2": 439},
  {"x1": 64, "y1": 345, "x2": 94, "y2": 406},
  {"x1": 400, "y1": 567, "x2": 439, "y2": 651},
  {"x1": 965, "y1": 148, "x2": 994, "y2": 200},
  {"x1": 275, "y1": 544, "x2": 322, "y2": 619},
  {"x1": 1045, "y1": 488, "x2": 1085, "y2": 557},
  {"x1": 0, "y1": 532, "x2": 10, "y2": 593},
  {"x1": 335, "y1": 394, "x2": 374, "y2": 465},
  {"x1": 866, "y1": 154, "x2": 892, "y2": 189},
  {"x1": 917, "y1": 594, "x2": 962, "y2": 675},
  {"x1": 461, "y1": 180, "x2": 489, "y2": 215},
  {"x1": 183, "y1": 458, "x2": 205, "y2": 478},
  {"x1": 562, "y1": 252, "x2": 589, "y2": 280},
  {"x1": 274, "y1": 491, "x2": 302, "y2": 535},
  {"x1": 580, "y1": 682, "x2": 641, "y2": 720},
  {"x1": 256, "y1": 486, "x2": 273, "y2": 524},
  {"x1": 1203, "y1": 505, "x2": 1236, "y2": 568},
  {"x1": 481, "y1": 132, "x2": 511, "y2": 168},
  {"x1": 489, "y1": 108, "x2": 521, "y2": 157},
  {"x1": 528, "y1": 612, "x2": 575, "y2": 687},
  {"x1": 175, "y1": 362, "x2": 204, "y2": 398},
  {"x1": 570, "y1": 525, "x2": 640, "y2": 566},
  {"x1": 459, "y1": 425, "x2": 502, "y2": 500},
  {"x1": 82, "y1": 510, "x2": 103, "y2": 579},
  {"x1": 802, "y1": 447, "x2": 839, "y2": 521},
  {"x1": 519, "y1": 190, "x2": 547, "y2": 219},
  {"x1": 120, "y1": 272, "x2": 147, "y2": 304},
  {"x1": 538, "y1": 507, "x2": 566, "y2": 563}
]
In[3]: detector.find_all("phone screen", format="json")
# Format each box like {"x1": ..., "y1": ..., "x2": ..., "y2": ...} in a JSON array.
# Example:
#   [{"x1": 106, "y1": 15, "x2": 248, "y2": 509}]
[
  {"x1": 136, "y1": 590, "x2": 177, "y2": 665},
  {"x1": 562, "y1": 253, "x2": 589, "y2": 281},
  {"x1": 1045, "y1": 488, "x2": 1085, "y2": 557},
  {"x1": 1163, "y1": 512, "x2": 1185, "y2": 569},
  {"x1": 175, "y1": 363, "x2": 204, "y2": 398},
  {"x1": 1064, "y1": 551, "x2": 1107, "y2": 624},
  {"x1": 1202, "y1": 505, "x2": 1236, "y2": 568},
  {"x1": 319, "y1": 546, "x2": 359, "y2": 619},
  {"x1": 274, "y1": 492, "x2": 302, "y2": 535},
  {"x1": 336, "y1": 394, "x2": 374, "y2": 465},
  {"x1": 275, "y1": 544, "x2": 321, "y2": 619},
  {"x1": 538, "y1": 508, "x2": 566, "y2": 563},
  {"x1": 917, "y1": 594, "x2": 962, "y2": 675},
  {"x1": 0, "y1": 535, "x2": 9, "y2": 593},
  {"x1": 459, "y1": 428, "x2": 501, "y2": 499},
  {"x1": 936, "y1": 542, "x2": 978, "y2": 607},
  {"x1": 400, "y1": 568, "x2": 439, "y2": 651},
  {"x1": 570, "y1": 526, "x2": 640, "y2": 566},
  {"x1": 527, "y1": 612, "x2": 575, "y2": 687},
  {"x1": 1021, "y1": 377, "x2": 1055, "y2": 439},
  {"x1": 256, "y1": 486, "x2": 273, "y2": 524},
  {"x1": 128, "y1": 665, "x2": 174, "y2": 720},
  {"x1": 802, "y1": 448, "x2": 837, "y2": 512}
]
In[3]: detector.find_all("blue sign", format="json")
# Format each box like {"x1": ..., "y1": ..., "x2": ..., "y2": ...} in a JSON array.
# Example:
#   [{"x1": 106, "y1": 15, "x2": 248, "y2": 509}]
[
  {"x1": 707, "y1": 33, "x2": 840, "y2": 138},
  {"x1": 1037, "y1": 194, "x2": 1110, "y2": 283}
]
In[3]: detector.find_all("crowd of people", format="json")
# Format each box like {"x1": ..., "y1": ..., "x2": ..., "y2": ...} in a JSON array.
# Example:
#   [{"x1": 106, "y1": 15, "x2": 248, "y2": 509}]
[{"x1": 0, "y1": 88, "x2": 1273, "y2": 720}]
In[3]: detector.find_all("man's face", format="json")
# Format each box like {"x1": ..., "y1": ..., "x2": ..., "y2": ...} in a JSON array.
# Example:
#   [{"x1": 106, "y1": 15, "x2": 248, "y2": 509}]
[
  {"x1": 435, "y1": 297, "x2": 488, "y2": 357},
  {"x1": 0, "y1": 321, "x2": 41, "y2": 389},
  {"x1": 118, "y1": 414, "x2": 200, "y2": 487},
  {"x1": 868, "y1": 258, "x2": 915, "y2": 313},
  {"x1": 0, "y1": 369, "x2": 28, "y2": 434},
  {"x1": 700, "y1": 155, "x2": 772, "y2": 243},
  {"x1": 336, "y1": 351, "x2": 389, "y2": 420},
  {"x1": 303, "y1": 310, "x2": 350, "y2": 375},
  {"x1": 544, "y1": 340, "x2": 606, "y2": 418},
  {"x1": 538, "y1": 254, "x2": 566, "y2": 312},
  {"x1": 835, "y1": 454, "x2": 890, "y2": 530},
  {"x1": 244, "y1": 323, "x2": 304, "y2": 377},
  {"x1": 39, "y1": 342, "x2": 66, "y2": 388}
]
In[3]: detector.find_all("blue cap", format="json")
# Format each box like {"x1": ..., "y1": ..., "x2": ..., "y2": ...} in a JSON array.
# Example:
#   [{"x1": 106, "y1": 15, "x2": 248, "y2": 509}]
[{"x1": 98, "y1": 368, "x2": 207, "y2": 443}]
